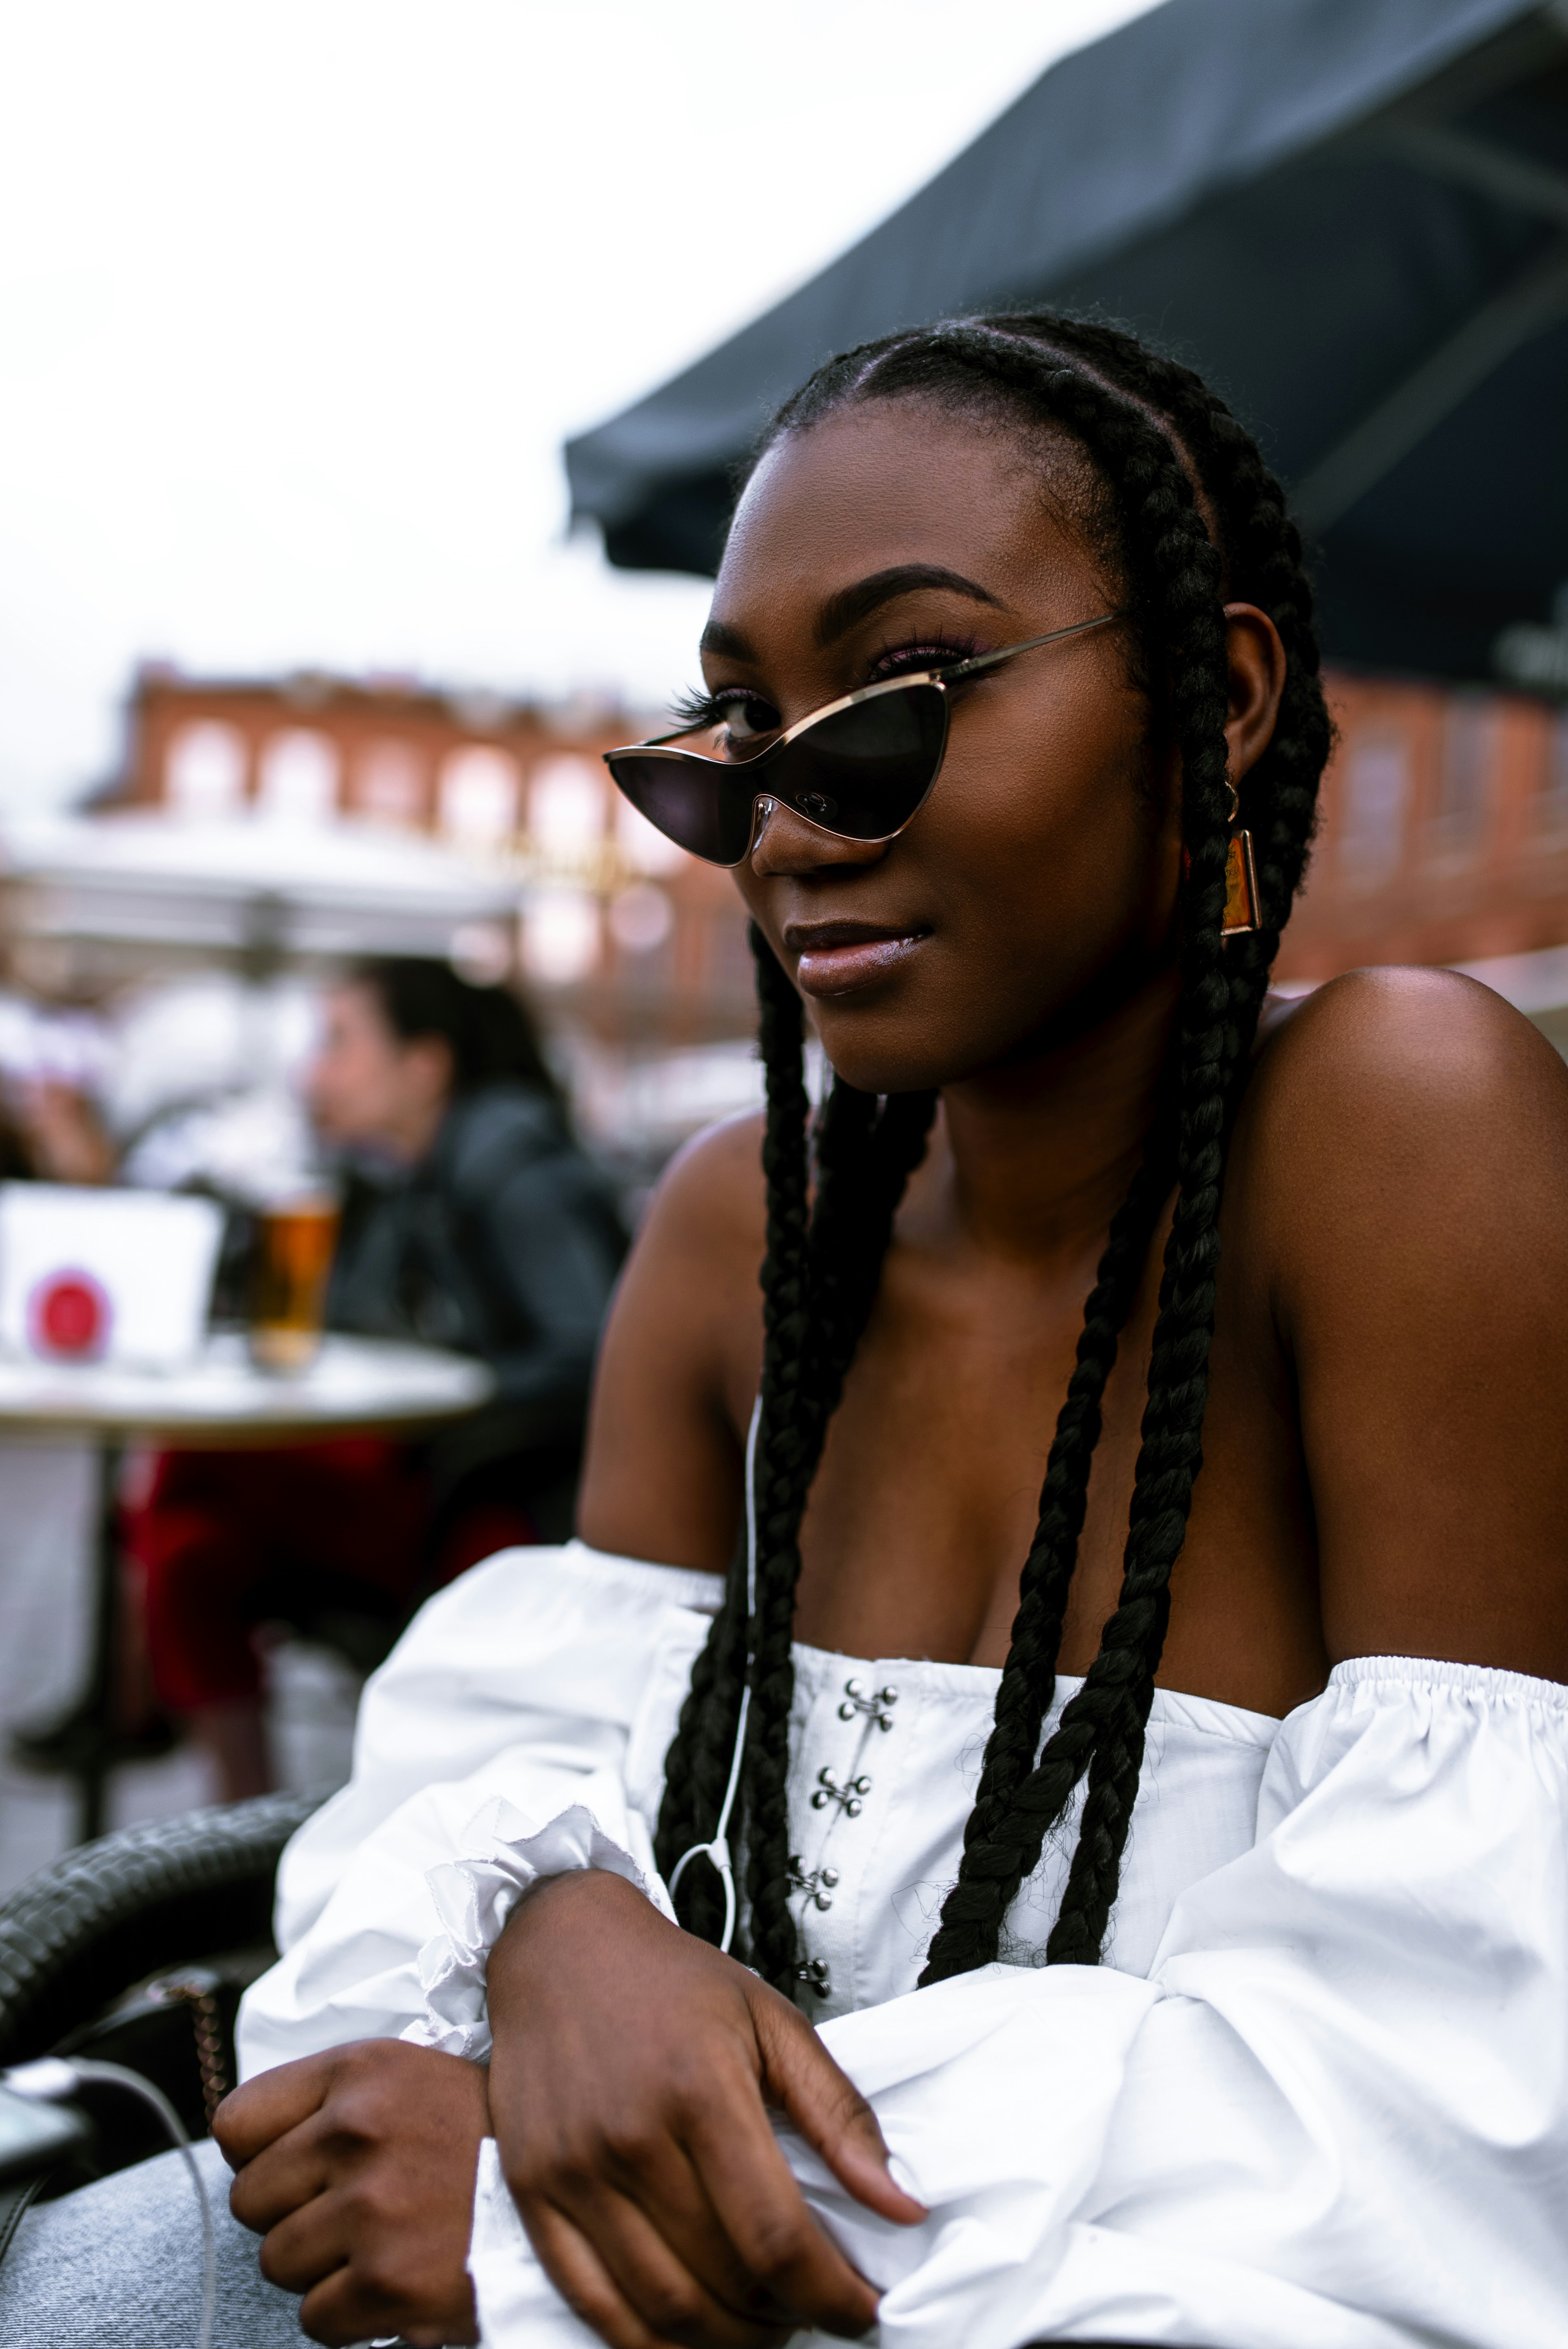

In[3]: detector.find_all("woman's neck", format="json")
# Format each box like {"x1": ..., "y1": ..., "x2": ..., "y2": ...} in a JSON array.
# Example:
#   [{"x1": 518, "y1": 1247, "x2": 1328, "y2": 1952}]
[{"x1": 924, "y1": 961, "x2": 1182, "y2": 1265}]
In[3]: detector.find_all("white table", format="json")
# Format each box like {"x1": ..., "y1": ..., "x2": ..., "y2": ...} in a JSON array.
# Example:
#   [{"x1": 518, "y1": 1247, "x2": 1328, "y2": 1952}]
[
  {"x1": 0, "y1": 1333, "x2": 492, "y2": 1446},
  {"x1": 0, "y1": 1334, "x2": 494, "y2": 1839}
]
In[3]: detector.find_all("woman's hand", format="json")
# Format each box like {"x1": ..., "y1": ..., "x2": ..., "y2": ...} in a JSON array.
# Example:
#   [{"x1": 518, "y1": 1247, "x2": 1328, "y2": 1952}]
[
  {"x1": 213, "y1": 2039, "x2": 489, "y2": 2347},
  {"x1": 487, "y1": 1867, "x2": 925, "y2": 2349}
]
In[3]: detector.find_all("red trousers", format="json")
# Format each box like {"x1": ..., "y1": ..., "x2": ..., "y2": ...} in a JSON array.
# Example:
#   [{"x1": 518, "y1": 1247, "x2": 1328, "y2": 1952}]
[{"x1": 123, "y1": 1438, "x2": 531, "y2": 1714}]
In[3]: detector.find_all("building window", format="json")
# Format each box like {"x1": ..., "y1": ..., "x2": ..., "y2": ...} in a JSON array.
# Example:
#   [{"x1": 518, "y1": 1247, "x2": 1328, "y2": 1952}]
[
  {"x1": 257, "y1": 729, "x2": 339, "y2": 824},
  {"x1": 1338, "y1": 733, "x2": 1410, "y2": 887},
  {"x1": 522, "y1": 890, "x2": 601, "y2": 986},
  {"x1": 165, "y1": 721, "x2": 245, "y2": 818},
  {"x1": 356, "y1": 740, "x2": 425, "y2": 828},
  {"x1": 608, "y1": 882, "x2": 674, "y2": 956},
  {"x1": 1430, "y1": 697, "x2": 1494, "y2": 860},
  {"x1": 1539, "y1": 710, "x2": 1568, "y2": 837},
  {"x1": 438, "y1": 746, "x2": 520, "y2": 849},
  {"x1": 527, "y1": 757, "x2": 605, "y2": 862},
  {"x1": 616, "y1": 793, "x2": 688, "y2": 876}
]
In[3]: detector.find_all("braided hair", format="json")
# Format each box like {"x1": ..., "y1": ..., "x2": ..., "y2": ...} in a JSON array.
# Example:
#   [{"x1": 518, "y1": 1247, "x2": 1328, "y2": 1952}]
[{"x1": 653, "y1": 313, "x2": 1331, "y2": 1994}]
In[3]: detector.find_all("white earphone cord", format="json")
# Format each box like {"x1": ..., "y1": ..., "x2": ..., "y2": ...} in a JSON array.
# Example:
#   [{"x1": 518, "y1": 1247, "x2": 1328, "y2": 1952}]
[
  {"x1": 668, "y1": 1394, "x2": 761, "y2": 1953},
  {"x1": 4, "y1": 2055, "x2": 215, "y2": 2349}
]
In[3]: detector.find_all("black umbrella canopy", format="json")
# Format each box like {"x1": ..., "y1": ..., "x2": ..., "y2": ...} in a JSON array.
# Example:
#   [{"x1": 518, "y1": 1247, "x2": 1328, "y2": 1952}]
[{"x1": 566, "y1": 0, "x2": 1568, "y2": 685}]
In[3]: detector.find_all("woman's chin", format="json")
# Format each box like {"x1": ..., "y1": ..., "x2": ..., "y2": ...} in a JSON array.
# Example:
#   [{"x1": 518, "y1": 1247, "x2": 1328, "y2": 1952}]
[{"x1": 808, "y1": 1015, "x2": 973, "y2": 1099}]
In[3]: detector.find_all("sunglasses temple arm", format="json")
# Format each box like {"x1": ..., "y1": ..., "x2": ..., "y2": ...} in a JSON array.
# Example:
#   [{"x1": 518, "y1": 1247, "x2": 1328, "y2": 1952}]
[
  {"x1": 642, "y1": 722, "x2": 706, "y2": 748},
  {"x1": 942, "y1": 610, "x2": 1121, "y2": 683}
]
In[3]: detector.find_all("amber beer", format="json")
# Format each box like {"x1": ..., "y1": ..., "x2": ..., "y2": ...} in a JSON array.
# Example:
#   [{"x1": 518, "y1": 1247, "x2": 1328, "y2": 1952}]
[{"x1": 249, "y1": 1193, "x2": 340, "y2": 1372}]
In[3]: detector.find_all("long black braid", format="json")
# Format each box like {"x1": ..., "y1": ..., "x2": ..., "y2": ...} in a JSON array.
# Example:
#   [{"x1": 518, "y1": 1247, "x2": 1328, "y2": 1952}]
[
  {"x1": 653, "y1": 313, "x2": 1330, "y2": 1993},
  {"x1": 656, "y1": 931, "x2": 936, "y2": 1971}
]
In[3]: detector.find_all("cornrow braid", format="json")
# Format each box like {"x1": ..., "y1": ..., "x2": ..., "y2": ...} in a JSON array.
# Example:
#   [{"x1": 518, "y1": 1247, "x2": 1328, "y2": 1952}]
[
  {"x1": 924, "y1": 1114, "x2": 1179, "y2": 1970},
  {"x1": 653, "y1": 928, "x2": 807, "y2": 1947},
  {"x1": 652, "y1": 930, "x2": 934, "y2": 1983},
  {"x1": 878, "y1": 330, "x2": 1234, "y2": 1977},
  {"x1": 985, "y1": 315, "x2": 1330, "y2": 1118},
  {"x1": 741, "y1": 1064, "x2": 935, "y2": 1991},
  {"x1": 658, "y1": 308, "x2": 1330, "y2": 1994}
]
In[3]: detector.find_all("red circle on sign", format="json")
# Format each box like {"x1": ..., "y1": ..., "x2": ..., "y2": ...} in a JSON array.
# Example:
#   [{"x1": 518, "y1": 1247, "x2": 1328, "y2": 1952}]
[{"x1": 32, "y1": 1272, "x2": 110, "y2": 1359}]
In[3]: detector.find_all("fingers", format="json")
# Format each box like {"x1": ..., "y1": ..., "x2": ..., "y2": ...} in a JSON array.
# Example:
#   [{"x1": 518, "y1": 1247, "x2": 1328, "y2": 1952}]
[
  {"x1": 296, "y1": 2257, "x2": 479, "y2": 2349},
  {"x1": 564, "y1": 2187, "x2": 794, "y2": 2349},
  {"x1": 265, "y1": 2194, "x2": 479, "y2": 2348},
  {"x1": 583, "y1": 2133, "x2": 793, "y2": 2325},
  {"x1": 254, "y1": 2189, "x2": 352, "y2": 2298},
  {"x1": 212, "y1": 2051, "x2": 336, "y2": 2170},
  {"x1": 526, "y1": 2201, "x2": 676, "y2": 2349},
  {"x1": 681, "y1": 2055, "x2": 881, "y2": 2337},
  {"x1": 751, "y1": 1995, "x2": 926, "y2": 2228},
  {"x1": 229, "y1": 2127, "x2": 333, "y2": 2236},
  {"x1": 526, "y1": 2198, "x2": 789, "y2": 2349}
]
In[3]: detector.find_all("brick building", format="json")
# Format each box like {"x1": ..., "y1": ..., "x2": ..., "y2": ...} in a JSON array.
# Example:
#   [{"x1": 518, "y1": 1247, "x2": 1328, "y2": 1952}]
[
  {"x1": 104, "y1": 659, "x2": 1568, "y2": 1054},
  {"x1": 105, "y1": 664, "x2": 757, "y2": 1049},
  {"x1": 1279, "y1": 674, "x2": 1568, "y2": 992}
]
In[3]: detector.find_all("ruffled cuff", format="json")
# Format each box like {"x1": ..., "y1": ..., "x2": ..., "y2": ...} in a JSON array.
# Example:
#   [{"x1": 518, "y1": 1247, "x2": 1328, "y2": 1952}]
[{"x1": 402, "y1": 1797, "x2": 671, "y2": 2060}]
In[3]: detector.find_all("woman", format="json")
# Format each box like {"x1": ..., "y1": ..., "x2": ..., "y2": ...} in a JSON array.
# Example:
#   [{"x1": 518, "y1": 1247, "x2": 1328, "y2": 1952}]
[
  {"x1": 122, "y1": 958, "x2": 625, "y2": 1799},
  {"x1": 9, "y1": 314, "x2": 1568, "y2": 2348}
]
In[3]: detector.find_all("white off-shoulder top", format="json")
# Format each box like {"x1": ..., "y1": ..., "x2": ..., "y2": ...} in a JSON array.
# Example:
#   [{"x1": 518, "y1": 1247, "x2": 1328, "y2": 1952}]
[{"x1": 236, "y1": 1540, "x2": 1568, "y2": 2349}]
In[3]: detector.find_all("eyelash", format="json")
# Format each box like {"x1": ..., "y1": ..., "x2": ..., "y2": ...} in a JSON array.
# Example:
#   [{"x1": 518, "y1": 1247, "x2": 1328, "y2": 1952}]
[{"x1": 668, "y1": 634, "x2": 985, "y2": 734}]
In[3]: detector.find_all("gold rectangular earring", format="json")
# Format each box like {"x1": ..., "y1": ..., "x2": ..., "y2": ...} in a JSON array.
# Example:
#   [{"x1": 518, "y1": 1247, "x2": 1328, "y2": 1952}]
[{"x1": 1222, "y1": 828, "x2": 1260, "y2": 937}]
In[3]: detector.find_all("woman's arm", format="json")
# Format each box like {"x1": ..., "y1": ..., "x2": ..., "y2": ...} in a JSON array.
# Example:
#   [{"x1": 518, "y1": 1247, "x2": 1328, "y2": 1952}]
[
  {"x1": 219, "y1": 1115, "x2": 909, "y2": 2347},
  {"x1": 235, "y1": 1115, "x2": 764, "y2": 2054},
  {"x1": 485, "y1": 1871, "x2": 922, "y2": 2349},
  {"x1": 1243, "y1": 967, "x2": 1568, "y2": 1677},
  {"x1": 575, "y1": 1110, "x2": 766, "y2": 1571}
]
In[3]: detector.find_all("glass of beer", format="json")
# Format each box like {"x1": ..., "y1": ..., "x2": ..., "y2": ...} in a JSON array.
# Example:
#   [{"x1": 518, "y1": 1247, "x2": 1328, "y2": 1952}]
[{"x1": 248, "y1": 1190, "x2": 340, "y2": 1373}]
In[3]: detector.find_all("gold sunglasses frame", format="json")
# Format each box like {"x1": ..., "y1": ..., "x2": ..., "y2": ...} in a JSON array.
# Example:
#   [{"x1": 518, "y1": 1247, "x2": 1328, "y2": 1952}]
[{"x1": 603, "y1": 610, "x2": 1121, "y2": 867}]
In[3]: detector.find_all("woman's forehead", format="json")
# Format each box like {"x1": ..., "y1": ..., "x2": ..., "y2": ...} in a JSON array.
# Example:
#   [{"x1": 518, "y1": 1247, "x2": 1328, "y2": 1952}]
[
  {"x1": 715, "y1": 402, "x2": 1100, "y2": 631},
  {"x1": 330, "y1": 981, "x2": 389, "y2": 1034}
]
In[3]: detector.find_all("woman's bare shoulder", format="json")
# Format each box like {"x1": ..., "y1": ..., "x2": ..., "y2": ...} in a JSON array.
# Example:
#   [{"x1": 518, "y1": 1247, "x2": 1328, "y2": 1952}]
[
  {"x1": 641, "y1": 1107, "x2": 768, "y2": 1261},
  {"x1": 575, "y1": 1110, "x2": 767, "y2": 1572},
  {"x1": 1241, "y1": 965, "x2": 1568, "y2": 1248},
  {"x1": 1236, "y1": 966, "x2": 1568, "y2": 1679},
  {"x1": 1254, "y1": 963, "x2": 1566, "y2": 1096}
]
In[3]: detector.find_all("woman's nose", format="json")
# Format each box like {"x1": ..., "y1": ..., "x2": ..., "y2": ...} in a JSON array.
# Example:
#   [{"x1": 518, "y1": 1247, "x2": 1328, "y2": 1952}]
[{"x1": 748, "y1": 796, "x2": 890, "y2": 878}]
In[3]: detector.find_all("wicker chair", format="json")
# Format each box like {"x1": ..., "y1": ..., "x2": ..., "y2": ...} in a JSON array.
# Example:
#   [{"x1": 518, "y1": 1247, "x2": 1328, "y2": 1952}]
[{"x1": 0, "y1": 1788, "x2": 324, "y2": 2188}]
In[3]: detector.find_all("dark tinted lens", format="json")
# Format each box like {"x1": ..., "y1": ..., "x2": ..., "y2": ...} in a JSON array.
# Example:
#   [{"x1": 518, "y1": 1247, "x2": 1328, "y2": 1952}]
[
  {"x1": 772, "y1": 683, "x2": 947, "y2": 839},
  {"x1": 607, "y1": 753, "x2": 758, "y2": 866}
]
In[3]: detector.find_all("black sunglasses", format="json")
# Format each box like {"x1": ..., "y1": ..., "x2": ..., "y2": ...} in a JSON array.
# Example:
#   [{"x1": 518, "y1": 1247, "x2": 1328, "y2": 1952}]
[{"x1": 603, "y1": 612, "x2": 1119, "y2": 868}]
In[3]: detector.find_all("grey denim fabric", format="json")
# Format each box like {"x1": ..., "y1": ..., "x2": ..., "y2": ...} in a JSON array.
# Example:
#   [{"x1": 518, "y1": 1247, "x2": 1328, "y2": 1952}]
[{"x1": 0, "y1": 2140, "x2": 305, "y2": 2348}]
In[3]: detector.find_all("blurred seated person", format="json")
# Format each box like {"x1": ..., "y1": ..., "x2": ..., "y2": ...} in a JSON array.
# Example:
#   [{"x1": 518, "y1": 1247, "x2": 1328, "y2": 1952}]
[
  {"x1": 0, "y1": 1072, "x2": 115, "y2": 1186},
  {"x1": 121, "y1": 958, "x2": 626, "y2": 1803}
]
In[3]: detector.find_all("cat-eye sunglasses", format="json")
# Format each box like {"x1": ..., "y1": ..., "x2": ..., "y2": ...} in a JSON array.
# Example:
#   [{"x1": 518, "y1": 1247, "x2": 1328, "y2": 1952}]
[{"x1": 602, "y1": 611, "x2": 1119, "y2": 868}]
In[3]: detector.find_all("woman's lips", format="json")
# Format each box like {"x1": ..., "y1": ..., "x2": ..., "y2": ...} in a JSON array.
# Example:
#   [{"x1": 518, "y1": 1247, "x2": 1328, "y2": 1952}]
[{"x1": 788, "y1": 927, "x2": 928, "y2": 997}]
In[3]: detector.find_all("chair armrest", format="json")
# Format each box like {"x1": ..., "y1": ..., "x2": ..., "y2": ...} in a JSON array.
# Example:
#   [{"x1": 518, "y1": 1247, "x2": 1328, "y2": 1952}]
[{"x1": 0, "y1": 1787, "x2": 327, "y2": 2065}]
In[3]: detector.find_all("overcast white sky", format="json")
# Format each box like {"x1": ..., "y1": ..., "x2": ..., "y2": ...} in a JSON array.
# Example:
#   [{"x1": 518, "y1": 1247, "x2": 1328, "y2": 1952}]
[{"x1": 0, "y1": 0, "x2": 1159, "y2": 809}]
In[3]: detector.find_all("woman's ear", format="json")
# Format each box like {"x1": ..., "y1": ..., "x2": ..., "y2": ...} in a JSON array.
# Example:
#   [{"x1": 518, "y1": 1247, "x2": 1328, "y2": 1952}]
[{"x1": 1222, "y1": 603, "x2": 1287, "y2": 788}]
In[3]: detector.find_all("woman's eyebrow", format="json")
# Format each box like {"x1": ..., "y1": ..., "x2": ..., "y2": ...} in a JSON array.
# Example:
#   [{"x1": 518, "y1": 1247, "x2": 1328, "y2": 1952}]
[
  {"x1": 698, "y1": 616, "x2": 754, "y2": 661},
  {"x1": 813, "y1": 564, "x2": 1005, "y2": 648},
  {"x1": 697, "y1": 564, "x2": 1004, "y2": 666}
]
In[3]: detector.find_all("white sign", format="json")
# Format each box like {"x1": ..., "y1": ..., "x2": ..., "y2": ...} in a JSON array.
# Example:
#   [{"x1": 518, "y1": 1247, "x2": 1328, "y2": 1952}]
[{"x1": 0, "y1": 1185, "x2": 224, "y2": 1370}]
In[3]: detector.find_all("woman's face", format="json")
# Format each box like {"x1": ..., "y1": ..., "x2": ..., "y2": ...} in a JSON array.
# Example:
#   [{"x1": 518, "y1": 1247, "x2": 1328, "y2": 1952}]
[
  {"x1": 307, "y1": 983, "x2": 453, "y2": 1160},
  {"x1": 707, "y1": 399, "x2": 1183, "y2": 1095}
]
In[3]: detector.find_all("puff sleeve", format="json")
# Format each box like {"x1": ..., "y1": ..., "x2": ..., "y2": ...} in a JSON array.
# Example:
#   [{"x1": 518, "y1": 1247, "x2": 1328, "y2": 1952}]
[{"x1": 234, "y1": 1540, "x2": 718, "y2": 2079}]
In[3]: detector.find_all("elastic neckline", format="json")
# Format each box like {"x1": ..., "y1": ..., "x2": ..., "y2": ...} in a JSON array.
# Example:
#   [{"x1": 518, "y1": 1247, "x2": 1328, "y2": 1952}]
[
  {"x1": 1329, "y1": 1653, "x2": 1568, "y2": 1708},
  {"x1": 558, "y1": 1538, "x2": 725, "y2": 1611},
  {"x1": 788, "y1": 1640, "x2": 1281, "y2": 1745}
]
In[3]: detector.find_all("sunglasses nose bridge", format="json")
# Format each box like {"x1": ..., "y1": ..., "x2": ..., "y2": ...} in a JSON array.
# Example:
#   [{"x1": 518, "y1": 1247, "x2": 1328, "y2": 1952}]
[{"x1": 746, "y1": 794, "x2": 780, "y2": 858}]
